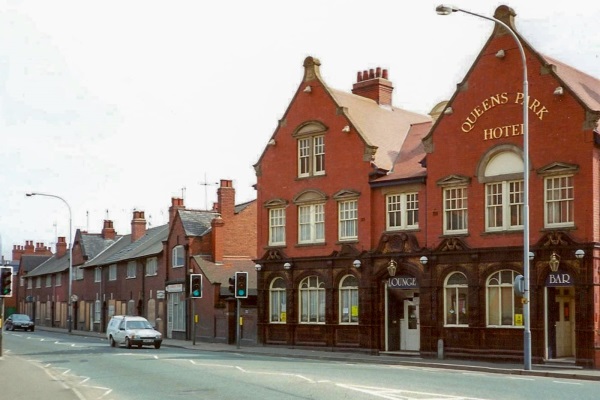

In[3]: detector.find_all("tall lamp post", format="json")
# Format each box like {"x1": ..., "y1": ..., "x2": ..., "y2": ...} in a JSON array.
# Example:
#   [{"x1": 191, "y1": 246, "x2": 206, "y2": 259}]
[
  {"x1": 26, "y1": 192, "x2": 73, "y2": 334},
  {"x1": 436, "y1": 5, "x2": 531, "y2": 370}
]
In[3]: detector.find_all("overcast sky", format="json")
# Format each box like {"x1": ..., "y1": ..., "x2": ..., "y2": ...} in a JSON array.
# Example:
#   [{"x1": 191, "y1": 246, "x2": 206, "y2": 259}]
[{"x1": 1, "y1": 0, "x2": 599, "y2": 260}]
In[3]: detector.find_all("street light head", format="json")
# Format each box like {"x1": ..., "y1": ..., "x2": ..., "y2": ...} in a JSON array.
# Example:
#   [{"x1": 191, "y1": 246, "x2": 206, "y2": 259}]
[{"x1": 436, "y1": 4, "x2": 458, "y2": 15}]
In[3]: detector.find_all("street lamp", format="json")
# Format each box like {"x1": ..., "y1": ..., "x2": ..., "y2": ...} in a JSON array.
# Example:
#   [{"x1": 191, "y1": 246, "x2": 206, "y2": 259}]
[
  {"x1": 436, "y1": 5, "x2": 531, "y2": 370},
  {"x1": 26, "y1": 192, "x2": 73, "y2": 334}
]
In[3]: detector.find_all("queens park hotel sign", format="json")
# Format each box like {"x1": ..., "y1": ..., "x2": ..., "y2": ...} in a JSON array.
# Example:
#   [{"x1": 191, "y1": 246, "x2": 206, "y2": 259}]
[{"x1": 460, "y1": 92, "x2": 549, "y2": 140}]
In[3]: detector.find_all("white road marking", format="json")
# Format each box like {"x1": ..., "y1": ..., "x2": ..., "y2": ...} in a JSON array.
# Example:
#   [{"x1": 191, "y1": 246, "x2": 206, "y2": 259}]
[{"x1": 337, "y1": 383, "x2": 489, "y2": 400}]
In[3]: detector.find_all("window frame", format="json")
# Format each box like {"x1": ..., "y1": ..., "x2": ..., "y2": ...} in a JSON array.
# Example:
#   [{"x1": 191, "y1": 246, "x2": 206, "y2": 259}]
[
  {"x1": 126, "y1": 261, "x2": 136, "y2": 279},
  {"x1": 443, "y1": 186, "x2": 468, "y2": 234},
  {"x1": 339, "y1": 275, "x2": 359, "y2": 324},
  {"x1": 146, "y1": 257, "x2": 158, "y2": 276},
  {"x1": 544, "y1": 175, "x2": 574, "y2": 228},
  {"x1": 338, "y1": 199, "x2": 358, "y2": 241},
  {"x1": 485, "y1": 180, "x2": 524, "y2": 232},
  {"x1": 444, "y1": 272, "x2": 468, "y2": 327},
  {"x1": 386, "y1": 192, "x2": 419, "y2": 231},
  {"x1": 109, "y1": 264, "x2": 117, "y2": 281},
  {"x1": 94, "y1": 267, "x2": 102, "y2": 283},
  {"x1": 269, "y1": 278, "x2": 287, "y2": 323},
  {"x1": 297, "y1": 135, "x2": 325, "y2": 178},
  {"x1": 298, "y1": 203, "x2": 325, "y2": 244},
  {"x1": 486, "y1": 269, "x2": 523, "y2": 328},
  {"x1": 269, "y1": 207, "x2": 286, "y2": 246},
  {"x1": 299, "y1": 276, "x2": 326, "y2": 324},
  {"x1": 172, "y1": 245, "x2": 185, "y2": 268}
]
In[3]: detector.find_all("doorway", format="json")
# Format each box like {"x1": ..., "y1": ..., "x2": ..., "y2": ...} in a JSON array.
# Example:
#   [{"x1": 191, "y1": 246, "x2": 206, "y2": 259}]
[
  {"x1": 385, "y1": 287, "x2": 420, "y2": 352},
  {"x1": 545, "y1": 286, "x2": 575, "y2": 359}
]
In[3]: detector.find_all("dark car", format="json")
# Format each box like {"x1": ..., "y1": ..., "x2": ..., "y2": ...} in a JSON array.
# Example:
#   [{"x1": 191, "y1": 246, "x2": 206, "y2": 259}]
[{"x1": 5, "y1": 314, "x2": 35, "y2": 332}]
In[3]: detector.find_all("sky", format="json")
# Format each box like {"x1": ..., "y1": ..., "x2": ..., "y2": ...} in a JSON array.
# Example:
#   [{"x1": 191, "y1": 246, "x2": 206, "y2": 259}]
[{"x1": 1, "y1": 0, "x2": 599, "y2": 260}]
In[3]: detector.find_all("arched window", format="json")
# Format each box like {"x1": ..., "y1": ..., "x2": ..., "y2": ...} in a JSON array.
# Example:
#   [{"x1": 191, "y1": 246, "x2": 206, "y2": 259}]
[
  {"x1": 172, "y1": 245, "x2": 184, "y2": 268},
  {"x1": 269, "y1": 278, "x2": 287, "y2": 323},
  {"x1": 487, "y1": 270, "x2": 523, "y2": 327},
  {"x1": 339, "y1": 275, "x2": 359, "y2": 324},
  {"x1": 444, "y1": 272, "x2": 468, "y2": 326},
  {"x1": 299, "y1": 276, "x2": 325, "y2": 323}
]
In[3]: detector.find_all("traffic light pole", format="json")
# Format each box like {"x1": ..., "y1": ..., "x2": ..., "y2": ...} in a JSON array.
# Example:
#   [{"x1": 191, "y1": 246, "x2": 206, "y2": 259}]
[
  {"x1": 236, "y1": 298, "x2": 241, "y2": 349},
  {"x1": 192, "y1": 299, "x2": 196, "y2": 346}
]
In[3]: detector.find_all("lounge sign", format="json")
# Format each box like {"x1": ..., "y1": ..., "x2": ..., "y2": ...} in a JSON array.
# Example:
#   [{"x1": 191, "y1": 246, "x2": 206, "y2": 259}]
[
  {"x1": 460, "y1": 92, "x2": 549, "y2": 141},
  {"x1": 388, "y1": 275, "x2": 419, "y2": 289}
]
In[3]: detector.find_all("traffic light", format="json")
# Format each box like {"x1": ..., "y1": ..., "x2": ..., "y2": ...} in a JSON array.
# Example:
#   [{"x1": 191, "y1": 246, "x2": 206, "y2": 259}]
[
  {"x1": 228, "y1": 275, "x2": 235, "y2": 294},
  {"x1": 190, "y1": 274, "x2": 203, "y2": 298},
  {"x1": 0, "y1": 266, "x2": 12, "y2": 297},
  {"x1": 235, "y1": 271, "x2": 248, "y2": 299}
]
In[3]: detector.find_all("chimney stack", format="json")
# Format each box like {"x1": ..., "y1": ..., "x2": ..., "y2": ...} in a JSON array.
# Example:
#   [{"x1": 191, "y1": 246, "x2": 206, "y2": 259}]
[
  {"x1": 131, "y1": 211, "x2": 147, "y2": 242},
  {"x1": 12, "y1": 245, "x2": 25, "y2": 261},
  {"x1": 102, "y1": 220, "x2": 116, "y2": 240},
  {"x1": 216, "y1": 179, "x2": 235, "y2": 218},
  {"x1": 352, "y1": 67, "x2": 393, "y2": 106},
  {"x1": 169, "y1": 197, "x2": 185, "y2": 225},
  {"x1": 56, "y1": 236, "x2": 67, "y2": 258}
]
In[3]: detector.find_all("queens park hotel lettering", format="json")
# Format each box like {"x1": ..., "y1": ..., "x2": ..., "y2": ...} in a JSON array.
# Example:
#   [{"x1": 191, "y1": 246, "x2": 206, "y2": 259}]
[{"x1": 460, "y1": 92, "x2": 549, "y2": 140}]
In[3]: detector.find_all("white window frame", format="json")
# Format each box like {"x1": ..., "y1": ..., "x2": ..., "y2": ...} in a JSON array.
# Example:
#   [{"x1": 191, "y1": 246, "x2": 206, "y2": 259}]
[
  {"x1": 485, "y1": 180, "x2": 523, "y2": 231},
  {"x1": 486, "y1": 270, "x2": 523, "y2": 327},
  {"x1": 127, "y1": 261, "x2": 136, "y2": 278},
  {"x1": 94, "y1": 300, "x2": 101, "y2": 323},
  {"x1": 94, "y1": 267, "x2": 102, "y2": 283},
  {"x1": 146, "y1": 257, "x2": 158, "y2": 276},
  {"x1": 339, "y1": 275, "x2": 359, "y2": 324},
  {"x1": 109, "y1": 264, "x2": 117, "y2": 281},
  {"x1": 299, "y1": 276, "x2": 325, "y2": 324},
  {"x1": 45, "y1": 275, "x2": 52, "y2": 288},
  {"x1": 298, "y1": 204, "x2": 325, "y2": 244},
  {"x1": 544, "y1": 175, "x2": 574, "y2": 228},
  {"x1": 298, "y1": 135, "x2": 325, "y2": 178},
  {"x1": 75, "y1": 266, "x2": 84, "y2": 280},
  {"x1": 36, "y1": 276, "x2": 41, "y2": 288},
  {"x1": 269, "y1": 208, "x2": 286, "y2": 246},
  {"x1": 444, "y1": 272, "x2": 468, "y2": 326},
  {"x1": 55, "y1": 273, "x2": 61, "y2": 287},
  {"x1": 386, "y1": 193, "x2": 419, "y2": 230},
  {"x1": 269, "y1": 278, "x2": 287, "y2": 323},
  {"x1": 443, "y1": 186, "x2": 468, "y2": 234},
  {"x1": 172, "y1": 245, "x2": 185, "y2": 268},
  {"x1": 338, "y1": 200, "x2": 358, "y2": 241}
]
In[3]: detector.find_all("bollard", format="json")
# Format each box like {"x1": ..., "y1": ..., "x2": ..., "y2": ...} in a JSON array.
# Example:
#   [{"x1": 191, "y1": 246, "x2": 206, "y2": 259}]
[{"x1": 437, "y1": 339, "x2": 444, "y2": 359}]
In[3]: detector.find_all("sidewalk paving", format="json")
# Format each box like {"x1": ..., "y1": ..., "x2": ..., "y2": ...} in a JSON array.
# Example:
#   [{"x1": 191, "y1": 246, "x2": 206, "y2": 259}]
[{"x1": 38, "y1": 327, "x2": 600, "y2": 382}]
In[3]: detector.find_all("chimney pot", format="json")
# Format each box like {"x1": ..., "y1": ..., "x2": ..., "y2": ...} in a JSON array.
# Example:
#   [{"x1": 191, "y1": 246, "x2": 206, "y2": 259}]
[{"x1": 376, "y1": 67, "x2": 381, "y2": 78}]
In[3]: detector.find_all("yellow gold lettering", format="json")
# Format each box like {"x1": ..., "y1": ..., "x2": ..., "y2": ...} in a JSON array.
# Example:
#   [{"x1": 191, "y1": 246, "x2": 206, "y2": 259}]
[
  {"x1": 474, "y1": 106, "x2": 483, "y2": 118},
  {"x1": 500, "y1": 92, "x2": 509, "y2": 104},
  {"x1": 536, "y1": 106, "x2": 548, "y2": 120},
  {"x1": 462, "y1": 122, "x2": 473, "y2": 133},
  {"x1": 484, "y1": 128, "x2": 493, "y2": 140},
  {"x1": 482, "y1": 98, "x2": 491, "y2": 111},
  {"x1": 514, "y1": 92, "x2": 524, "y2": 104},
  {"x1": 529, "y1": 98, "x2": 541, "y2": 113}
]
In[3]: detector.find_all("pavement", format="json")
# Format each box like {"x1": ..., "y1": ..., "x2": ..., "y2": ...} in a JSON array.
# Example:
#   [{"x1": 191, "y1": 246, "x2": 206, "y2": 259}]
[{"x1": 11, "y1": 326, "x2": 600, "y2": 383}]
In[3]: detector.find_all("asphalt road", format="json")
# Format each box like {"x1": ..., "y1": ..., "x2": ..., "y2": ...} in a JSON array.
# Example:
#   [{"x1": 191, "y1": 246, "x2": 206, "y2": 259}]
[{"x1": 3, "y1": 329, "x2": 600, "y2": 400}]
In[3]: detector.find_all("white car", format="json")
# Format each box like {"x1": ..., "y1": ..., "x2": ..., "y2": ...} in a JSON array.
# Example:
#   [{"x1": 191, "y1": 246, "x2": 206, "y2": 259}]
[{"x1": 106, "y1": 315, "x2": 162, "y2": 349}]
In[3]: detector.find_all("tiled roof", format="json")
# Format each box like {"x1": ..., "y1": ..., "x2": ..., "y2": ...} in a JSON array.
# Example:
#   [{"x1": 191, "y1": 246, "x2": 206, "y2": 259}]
[
  {"x1": 543, "y1": 55, "x2": 600, "y2": 127},
  {"x1": 18, "y1": 255, "x2": 52, "y2": 275},
  {"x1": 85, "y1": 224, "x2": 168, "y2": 267},
  {"x1": 329, "y1": 89, "x2": 432, "y2": 171},
  {"x1": 26, "y1": 253, "x2": 69, "y2": 277},
  {"x1": 80, "y1": 233, "x2": 122, "y2": 261},
  {"x1": 374, "y1": 121, "x2": 433, "y2": 183},
  {"x1": 192, "y1": 256, "x2": 256, "y2": 296},
  {"x1": 234, "y1": 199, "x2": 255, "y2": 214},
  {"x1": 179, "y1": 209, "x2": 219, "y2": 237}
]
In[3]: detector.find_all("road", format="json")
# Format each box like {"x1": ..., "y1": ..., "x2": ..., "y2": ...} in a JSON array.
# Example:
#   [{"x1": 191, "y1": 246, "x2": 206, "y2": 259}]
[{"x1": 2, "y1": 330, "x2": 600, "y2": 400}]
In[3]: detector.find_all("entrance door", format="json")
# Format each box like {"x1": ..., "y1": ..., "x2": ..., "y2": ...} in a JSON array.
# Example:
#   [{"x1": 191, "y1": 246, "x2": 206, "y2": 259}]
[
  {"x1": 401, "y1": 298, "x2": 420, "y2": 351},
  {"x1": 554, "y1": 287, "x2": 575, "y2": 358}
]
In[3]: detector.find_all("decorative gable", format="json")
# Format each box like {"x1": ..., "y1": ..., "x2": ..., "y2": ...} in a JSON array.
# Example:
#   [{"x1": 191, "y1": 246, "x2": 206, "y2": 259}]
[{"x1": 536, "y1": 162, "x2": 579, "y2": 176}]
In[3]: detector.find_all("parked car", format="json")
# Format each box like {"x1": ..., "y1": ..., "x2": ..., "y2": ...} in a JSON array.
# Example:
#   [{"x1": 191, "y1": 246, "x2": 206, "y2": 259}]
[
  {"x1": 106, "y1": 315, "x2": 162, "y2": 349},
  {"x1": 5, "y1": 314, "x2": 35, "y2": 332}
]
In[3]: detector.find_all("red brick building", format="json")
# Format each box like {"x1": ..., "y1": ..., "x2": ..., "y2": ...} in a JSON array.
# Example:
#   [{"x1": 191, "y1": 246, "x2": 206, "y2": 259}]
[{"x1": 254, "y1": 6, "x2": 600, "y2": 368}]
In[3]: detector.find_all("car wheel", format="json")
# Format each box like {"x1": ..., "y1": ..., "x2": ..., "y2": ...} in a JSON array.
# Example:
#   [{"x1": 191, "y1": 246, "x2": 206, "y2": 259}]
[
  {"x1": 125, "y1": 338, "x2": 132, "y2": 349},
  {"x1": 110, "y1": 336, "x2": 116, "y2": 347},
  {"x1": 154, "y1": 343, "x2": 161, "y2": 349},
  {"x1": 31, "y1": 327, "x2": 34, "y2": 332},
  {"x1": 11, "y1": 326, "x2": 15, "y2": 331}
]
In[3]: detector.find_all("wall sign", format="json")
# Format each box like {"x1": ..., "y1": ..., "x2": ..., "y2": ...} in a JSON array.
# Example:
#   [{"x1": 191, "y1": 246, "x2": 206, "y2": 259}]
[
  {"x1": 546, "y1": 272, "x2": 573, "y2": 287},
  {"x1": 388, "y1": 275, "x2": 419, "y2": 289},
  {"x1": 460, "y1": 92, "x2": 549, "y2": 141}
]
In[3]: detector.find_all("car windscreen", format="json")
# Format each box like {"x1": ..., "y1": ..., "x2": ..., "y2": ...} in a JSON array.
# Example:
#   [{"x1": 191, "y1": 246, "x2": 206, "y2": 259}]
[
  {"x1": 12, "y1": 315, "x2": 30, "y2": 321},
  {"x1": 126, "y1": 321, "x2": 152, "y2": 329}
]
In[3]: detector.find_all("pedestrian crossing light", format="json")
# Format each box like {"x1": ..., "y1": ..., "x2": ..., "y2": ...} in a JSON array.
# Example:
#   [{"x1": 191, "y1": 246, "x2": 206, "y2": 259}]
[
  {"x1": 228, "y1": 275, "x2": 235, "y2": 294},
  {"x1": 190, "y1": 274, "x2": 203, "y2": 298},
  {"x1": 0, "y1": 266, "x2": 12, "y2": 297},
  {"x1": 235, "y1": 271, "x2": 248, "y2": 299}
]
